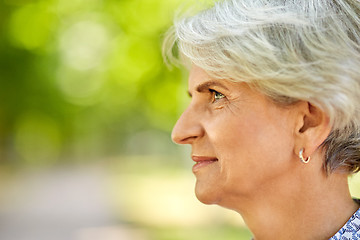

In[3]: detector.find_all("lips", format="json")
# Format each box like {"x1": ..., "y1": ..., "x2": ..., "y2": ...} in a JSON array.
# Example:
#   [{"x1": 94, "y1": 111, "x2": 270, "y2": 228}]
[{"x1": 191, "y1": 156, "x2": 218, "y2": 172}]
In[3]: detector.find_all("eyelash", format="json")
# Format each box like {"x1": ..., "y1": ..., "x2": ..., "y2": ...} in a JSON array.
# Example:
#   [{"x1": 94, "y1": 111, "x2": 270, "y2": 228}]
[{"x1": 209, "y1": 89, "x2": 225, "y2": 102}]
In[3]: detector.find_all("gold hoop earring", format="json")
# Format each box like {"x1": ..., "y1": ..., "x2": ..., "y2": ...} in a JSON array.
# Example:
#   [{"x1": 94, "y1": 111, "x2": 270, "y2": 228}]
[{"x1": 299, "y1": 148, "x2": 310, "y2": 163}]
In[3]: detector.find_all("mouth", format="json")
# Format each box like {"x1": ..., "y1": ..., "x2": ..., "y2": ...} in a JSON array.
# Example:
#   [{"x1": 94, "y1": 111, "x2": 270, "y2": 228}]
[{"x1": 191, "y1": 156, "x2": 218, "y2": 172}]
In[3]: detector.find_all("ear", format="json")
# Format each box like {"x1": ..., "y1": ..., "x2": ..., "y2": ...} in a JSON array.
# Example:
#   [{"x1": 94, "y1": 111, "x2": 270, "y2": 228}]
[{"x1": 294, "y1": 102, "x2": 331, "y2": 159}]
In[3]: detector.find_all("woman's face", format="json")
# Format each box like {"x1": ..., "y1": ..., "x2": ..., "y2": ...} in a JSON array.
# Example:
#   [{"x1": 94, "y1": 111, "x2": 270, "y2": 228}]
[{"x1": 172, "y1": 66, "x2": 302, "y2": 207}]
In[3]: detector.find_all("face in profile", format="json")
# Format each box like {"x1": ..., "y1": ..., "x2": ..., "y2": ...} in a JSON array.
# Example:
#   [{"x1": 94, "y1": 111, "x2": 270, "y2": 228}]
[{"x1": 172, "y1": 65, "x2": 302, "y2": 208}]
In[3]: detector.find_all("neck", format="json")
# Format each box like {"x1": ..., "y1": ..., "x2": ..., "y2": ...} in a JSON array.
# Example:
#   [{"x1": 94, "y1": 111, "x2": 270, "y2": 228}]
[{"x1": 226, "y1": 162, "x2": 359, "y2": 240}]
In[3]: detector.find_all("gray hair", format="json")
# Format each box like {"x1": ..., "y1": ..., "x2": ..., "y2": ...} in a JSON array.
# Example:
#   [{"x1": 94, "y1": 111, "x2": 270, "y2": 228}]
[{"x1": 163, "y1": 0, "x2": 360, "y2": 173}]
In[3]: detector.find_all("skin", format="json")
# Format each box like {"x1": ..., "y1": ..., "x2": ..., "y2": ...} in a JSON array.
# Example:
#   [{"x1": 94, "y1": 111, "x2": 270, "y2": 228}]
[{"x1": 172, "y1": 65, "x2": 360, "y2": 240}]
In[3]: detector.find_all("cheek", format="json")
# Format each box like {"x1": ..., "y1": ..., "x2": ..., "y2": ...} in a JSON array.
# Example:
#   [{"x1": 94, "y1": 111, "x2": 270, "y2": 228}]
[
  {"x1": 208, "y1": 110, "x2": 275, "y2": 155},
  {"x1": 206, "y1": 110, "x2": 295, "y2": 193}
]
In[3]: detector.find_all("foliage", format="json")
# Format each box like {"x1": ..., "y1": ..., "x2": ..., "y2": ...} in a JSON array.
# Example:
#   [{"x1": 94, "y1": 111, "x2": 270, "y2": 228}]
[{"x1": 0, "y1": 0, "x2": 201, "y2": 164}]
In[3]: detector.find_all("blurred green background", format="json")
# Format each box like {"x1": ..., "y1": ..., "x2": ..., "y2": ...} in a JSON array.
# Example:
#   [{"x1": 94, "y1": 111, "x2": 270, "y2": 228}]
[
  {"x1": 0, "y1": 0, "x2": 252, "y2": 239},
  {"x1": 0, "y1": 0, "x2": 188, "y2": 165},
  {"x1": 0, "y1": 0, "x2": 359, "y2": 240}
]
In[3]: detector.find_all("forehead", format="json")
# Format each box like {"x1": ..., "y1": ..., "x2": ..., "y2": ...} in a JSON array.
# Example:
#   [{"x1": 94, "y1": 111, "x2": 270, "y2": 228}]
[
  {"x1": 188, "y1": 65, "x2": 211, "y2": 88},
  {"x1": 188, "y1": 65, "x2": 239, "y2": 93},
  {"x1": 187, "y1": 65, "x2": 278, "y2": 105}
]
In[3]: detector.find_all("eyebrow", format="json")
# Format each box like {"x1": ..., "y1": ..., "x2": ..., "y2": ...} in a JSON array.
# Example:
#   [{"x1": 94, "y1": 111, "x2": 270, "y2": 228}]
[{"x1": 188, "y1": 81, "x2": 229, "y2": 97}]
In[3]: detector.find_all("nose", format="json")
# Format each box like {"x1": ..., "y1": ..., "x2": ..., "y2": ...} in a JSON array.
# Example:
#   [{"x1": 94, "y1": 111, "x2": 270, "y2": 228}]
[{"x1": 171, "y1": 106, "x2": 203, "y2": 145}]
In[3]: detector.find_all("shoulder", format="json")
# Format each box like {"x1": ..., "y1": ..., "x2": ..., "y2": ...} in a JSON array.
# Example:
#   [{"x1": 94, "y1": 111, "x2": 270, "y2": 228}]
[{"x1": 330, "y1": 204, "x2": 360, "y2": 240}]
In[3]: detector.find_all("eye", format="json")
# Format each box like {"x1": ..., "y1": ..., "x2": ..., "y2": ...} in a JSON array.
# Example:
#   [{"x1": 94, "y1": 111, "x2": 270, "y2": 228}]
[{"x1": 210, "y1": 89, "x2": 225, "y2": 102}]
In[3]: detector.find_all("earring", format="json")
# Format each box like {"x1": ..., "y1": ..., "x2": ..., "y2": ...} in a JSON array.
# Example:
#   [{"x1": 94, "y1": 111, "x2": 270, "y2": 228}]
[{"x1": 299, "y1": 149, "x2": 310, "y2": 163}]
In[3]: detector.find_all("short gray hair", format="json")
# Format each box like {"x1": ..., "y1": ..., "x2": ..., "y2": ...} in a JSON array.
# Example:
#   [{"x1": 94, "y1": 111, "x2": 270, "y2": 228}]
[{"x1": 163, "y1": 0, "x2": 360, "y2": 173}]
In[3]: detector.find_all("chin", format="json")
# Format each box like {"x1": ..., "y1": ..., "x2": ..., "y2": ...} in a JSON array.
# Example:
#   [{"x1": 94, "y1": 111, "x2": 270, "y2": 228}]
[{"x1": 194, "y1": 181, "x2": 222, "y2": 205}]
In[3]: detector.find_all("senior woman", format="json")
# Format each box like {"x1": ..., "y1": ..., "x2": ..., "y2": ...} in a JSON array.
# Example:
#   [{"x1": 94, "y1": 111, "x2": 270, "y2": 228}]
[{"x1": 164, "y1": 0, "x2": 360, "y2": 239}]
